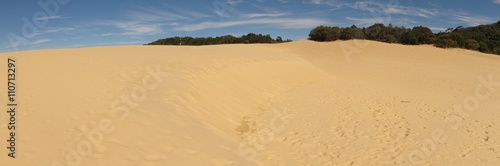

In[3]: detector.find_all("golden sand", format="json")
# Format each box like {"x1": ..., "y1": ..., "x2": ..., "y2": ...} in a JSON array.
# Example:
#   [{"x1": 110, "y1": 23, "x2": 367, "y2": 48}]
[{"x1": 1, "y1": 40, "x2": 499, "y2": 165}]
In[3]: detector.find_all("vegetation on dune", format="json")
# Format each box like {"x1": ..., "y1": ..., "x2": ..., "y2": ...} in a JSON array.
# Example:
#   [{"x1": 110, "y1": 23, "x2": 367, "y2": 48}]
[
  {"x1": 146, "y1": 21, "x2": 500, "y2": 55},
  {"x1": 146, "y1": 33, "x2": 292, "y2": 46},
  {"x1": 308, "y1": 21, "x2": 500, "y2": 55}
]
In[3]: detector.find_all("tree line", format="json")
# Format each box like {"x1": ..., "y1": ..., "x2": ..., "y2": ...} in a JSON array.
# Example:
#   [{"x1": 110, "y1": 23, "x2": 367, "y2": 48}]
[
  {"x1": 309, "y1": 21, "x2": 500, "y2": 55},
  {"x1": 146, "y1": 33, "x2": 291, "y2": 46}
]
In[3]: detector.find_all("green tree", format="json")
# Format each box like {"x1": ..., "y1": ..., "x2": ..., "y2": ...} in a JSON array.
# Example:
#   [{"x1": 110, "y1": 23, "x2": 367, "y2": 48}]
[
  {"x1": 365, "y1": 23, "x2": 386, "y2": 41},
  {"x1": 412, "y1": 26, "x2": 436, "y2": 44},
  {"x1": 309, "y1": 26, "x2": 341, "y2": 41},
  {"x1": 465, "y1": 39, "x2": 480, "y2": 50},
  {"x1": 401, "y1": 31, "x2": 418, "y2": 45},
  {"x1": 276, "y1": 36, "x2": 283, "y2": 42},
  {"x1": 309, "y1": 26, "x2": 331, "y2": 41},
  {"x1": 147, "y1": 33, "x2": 289, "y2": 45},
  {"x1": 307, "y1": 21, "x2": 500, "y2": 55},
  {"x1": 385, "y1": 35, "x2": 397, "y2": 43},
  {"x1": 479, "y1": 42, "x2": 491, "y2": 53},
  {"x1": 434, "y1": 34, "x2": 459, "y2": 48}
]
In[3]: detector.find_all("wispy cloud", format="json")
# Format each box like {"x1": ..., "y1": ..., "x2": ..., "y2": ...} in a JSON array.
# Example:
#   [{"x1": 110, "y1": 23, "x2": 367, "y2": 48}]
[
  {"x1": 31, "y1": 39, "x2": 51, "y2": 45},
  {"x1": 383, "y1": 5, "x2": 438, "y2": 18},
  {"x1": 122, "y1": 24, "x2": 163, "y2": 35},
  {"x1": 219, "y1": 0, "x2": 245, "y2": 6},
  {"x1": 350, "y1": 1, "x2": 438, "y2": 18},
  {"x1": 22, "y1": 27, "x2": 77, "y2": 37},
  {"x1": 393, "y1": 17, "x2": 419, "y2": 25},
  {"x1": 170, "y1": 7, "x2": 213, "y2": 19},
  {"x1": 211, "y1": 0, "x2": 244, "y2": 18},
  {"x1": 345, "y1": 17, "x2": 389, "y2": 26},
  {"x1": 6, "y1": 39, "x2": 51, "y2": 49},
  {"x1": 304, "y1": 1, "x2": 439, "y2": 18},
  {"x1": 345, "y1": 16, "x2": 418, "y2": 26},
  {"x1": 210, "y1": 1, "x2": 285, "y2": 19},
  {"x1": 92, "y1": 6, "x2": 192, "y2": 36},
  {"x1": 251, "y1": 4, "x2": 282, "y2": 13},
  {"x1": 97, "y1": 21, "x2": 165, "y2": 36},
  {"x1": 176, "y1": 18, "x2": 329, "y2": 31},
  {"x1": 428, "y1": 2, "x2": 440, "y2": 7},
  {"x1": 241, "y1": 12, "x2": 288, "y2": 18},
  {"x1": 34, "y1": 15, "x2": 70, "y2": 21},
  {"x1": 494, "y1": 0, "x2": 500, "y2": 4},
  {"x1": 126, "y1": 6, "x2": 187, "y2": 21},
  {"x1": 302, "y1": 0, "x2": 346, "y2": 9},
  {"x1": 453, "y1": 14, "x2": 495, "y2": 26},
  {"x1": 42, "y1": 27, "x2": 75, "y2": 33}
]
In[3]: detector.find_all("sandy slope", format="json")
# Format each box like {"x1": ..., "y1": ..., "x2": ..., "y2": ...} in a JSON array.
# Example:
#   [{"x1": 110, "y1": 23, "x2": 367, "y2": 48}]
[{"x1": 0, "y1": 40, "x2": 499, "y2": 166}]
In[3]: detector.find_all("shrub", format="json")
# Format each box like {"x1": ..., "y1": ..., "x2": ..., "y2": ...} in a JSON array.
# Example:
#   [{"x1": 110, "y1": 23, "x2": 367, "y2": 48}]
[
  {"x1": 465, "y1": 39, "x2": 480, "y2": 50},
  {"x1": 434, "y1": 34, "x2": 459, "y2": 48},
  {"x1": 385, "y1": 35, "x2": 397, "y2": 43},
  {"x1": 147, "y1": 33, "x2": 290, "y2": 45},
  {"x1": 306, "y1": 21, "x2": 500, "y2": 55},
  {"x1": 479, "y1": 42, "x2": 492, "y2": 53}
]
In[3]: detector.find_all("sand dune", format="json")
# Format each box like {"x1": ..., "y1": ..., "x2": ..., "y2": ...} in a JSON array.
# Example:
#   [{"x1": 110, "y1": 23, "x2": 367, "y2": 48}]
[{"x1": 1, "y1": 40, "x2": 499, "y2": 166}]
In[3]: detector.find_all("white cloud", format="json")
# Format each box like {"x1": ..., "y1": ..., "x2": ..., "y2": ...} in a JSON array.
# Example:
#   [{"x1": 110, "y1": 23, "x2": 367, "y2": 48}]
[
  {"x1": 211, "y1": 0, "x2": 244, "y2": 17},
  {"x1": 94, "y1": 6, "x2": 215, "y2": 36},
  {"x1": 30, "y1": 39, "x2": 51, "y2": 45},
  {"x1": 383, "y1": 5, "x2": 438, "y2": 18},
  {"x1": 345, "y1": 16, "x2": 418, "y2": 26},
  {"x1": 349, "y1": 1, "x2": 379, "y2": 12},
  {"x1": 175, "y1": 18, "x2": 328, "y2": 31},
  {"x1": 127, "y1": 7, "x2": 188, "y2": 21},
  {"x1": 427, "y1": 2, "x2": 440, "y2": 7},
  {"x1": 394, "y1": 17, "x2": 419, "y2": 24},
  {"x1": 223, "y1": 0, "x2": 245, "y2": 6},
  {"x1": 345, "y1": 17, "x2": 389, "y2": 26},
  {"x1": 98, "y1": 21, "x2": 165, "y2": 36},
  {"x1": 6, "y1": 39, "x2": 51, "y2": 49},
  {"x1": 241, "y1": 13, "x2": 288, "y2": 18},
  {"x1": 170, "y1": 8, "x2": 212, "y2": 19},
  {"x1": 303, "y1": 0, "x2": 345, "y2": 9},
  {"x1": 251, "y1": 4, "x2": 282, "y2": 13},
  {"x1": 350, "y1": 1, "x2": 438, "y2": 18},
  {"x1": 122, "y1": 24, "x2": 163, "y2": 35},
  {"x1": 100, "y1": 33, "x2": 116, "y2": 36},
  {"x1": 453, "y1": 14, "x2": 495, "y2": 26},
  {"x1": 34, "y1": 15, "x2": 70, "y2": 21},
  {"x1": 28, "y1": 27, "x2": 76, "y2": 37},
  {"x1": 494, "y1": 0, "x2": 500, "y2": 4},
  {"x1": 42, "y1": 27, "x2": 75, "y2": 33},
  {"x1": 162, "y1": 3, "x2": 213, "y2": 19},
  {"x1": 304, "y1": 1, "x2": 439, "y2": 18}
]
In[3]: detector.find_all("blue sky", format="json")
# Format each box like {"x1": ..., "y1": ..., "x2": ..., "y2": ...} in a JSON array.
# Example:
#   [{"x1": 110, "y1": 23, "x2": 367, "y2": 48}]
[{"x1": 1, "y1": 0, "x2": 499, "y2": 52}]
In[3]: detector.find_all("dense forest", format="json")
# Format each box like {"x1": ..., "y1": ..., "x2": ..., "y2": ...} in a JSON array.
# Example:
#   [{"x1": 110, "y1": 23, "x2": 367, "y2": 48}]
[
  {"x1": 308, "y1": 21, "x2": 500, "y2": 55},
  {"x1": 146, "y1": 33, "x2": 291, "y2": 45}
]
